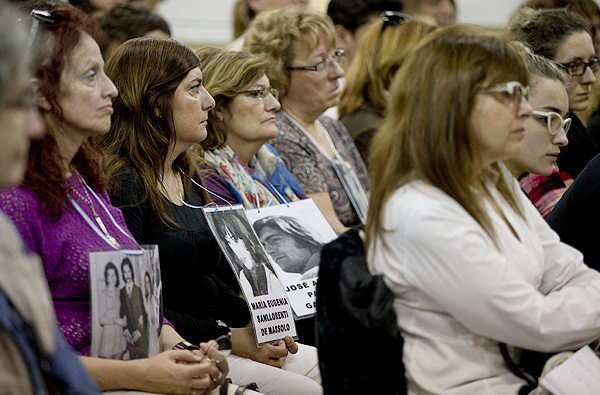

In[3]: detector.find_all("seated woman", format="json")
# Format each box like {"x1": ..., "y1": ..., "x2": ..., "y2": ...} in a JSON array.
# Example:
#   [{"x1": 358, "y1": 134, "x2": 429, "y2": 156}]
[
  {"x1": 509, "y1": 7, "x2": 600, "y2": 216},
  {"x1": 339, "y1": 15, "x2": 434, "y2": 164},
  {"x1": 366, "y1": 24, "x2": 600, "y2": 394},
  {"x1": 196, "y1": 48, "x2": 305, "y2": 210},
  {"x1": 0, "y1": 6, "x2": 227, "y2": 394},
  {"x1": 100, "y1": 37, "x2": 322, "y2": 395},
  {"x1": 244, "y1": 8, "x2": 370, "y2": 234},
  {"x1": 508, "y1": 46, "x2": 571, "y2": 218}
]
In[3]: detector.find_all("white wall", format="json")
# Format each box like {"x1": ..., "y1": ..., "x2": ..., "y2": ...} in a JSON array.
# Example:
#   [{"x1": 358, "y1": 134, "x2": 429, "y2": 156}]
[{"x1": 156, "y1": 0, "x2": 529, "y2": 48}]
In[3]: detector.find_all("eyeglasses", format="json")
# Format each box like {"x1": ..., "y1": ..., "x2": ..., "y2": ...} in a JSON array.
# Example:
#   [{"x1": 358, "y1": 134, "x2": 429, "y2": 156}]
[
  {"x1": 286, "y1": 49, "x2": 346, "y2": 73},
  {"x1": 380, "y1": 11, "x2": 409, "y2": 32},
  {"x1": 558, "y1": 57, "x2": 600, "y2": 77},
  {"x1": 238, "y1": 85, "x2": 279, "y2": 101},
  {"x1": 533, "y1": 110, "x2": 571, "y2": 136},
  {"x1": 479, "y1": 81, "x2": 529, "y2": 110}
]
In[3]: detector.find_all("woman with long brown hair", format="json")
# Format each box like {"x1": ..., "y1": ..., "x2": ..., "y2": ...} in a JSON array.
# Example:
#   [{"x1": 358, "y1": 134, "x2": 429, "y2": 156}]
[
  {"x1": 102, "y1": 37, "x2": 322, "y2": 395},
  {"x1": 366, "y1": 25, "x2": 600, "y2": 394}
]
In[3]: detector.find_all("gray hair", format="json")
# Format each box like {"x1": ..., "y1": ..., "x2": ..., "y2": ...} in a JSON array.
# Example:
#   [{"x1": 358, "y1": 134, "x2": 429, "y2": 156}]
[{"x1": 0, "y1": 1, "x2": 28, "y2": 106}]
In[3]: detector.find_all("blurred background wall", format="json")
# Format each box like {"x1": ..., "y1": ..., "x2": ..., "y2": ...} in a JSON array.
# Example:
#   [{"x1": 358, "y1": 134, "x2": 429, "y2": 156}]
[{"x1": 156, "y1": 0, "x2": 527, "y2": 48}]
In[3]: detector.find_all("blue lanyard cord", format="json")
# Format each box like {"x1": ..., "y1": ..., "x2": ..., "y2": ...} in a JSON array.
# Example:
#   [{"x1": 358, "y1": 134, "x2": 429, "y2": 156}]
[
  {"x1": 246, "y1": 158, "x2": 290, "y2": 209},
  {"x1": 161, "y1": 169, "x2": 233, "y2": 212},
  {"x1": 70, "y1": 173, "x2": 143, "y2": 252}
]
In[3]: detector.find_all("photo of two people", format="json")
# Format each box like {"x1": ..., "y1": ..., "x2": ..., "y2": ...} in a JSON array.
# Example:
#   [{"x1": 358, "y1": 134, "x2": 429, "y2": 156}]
[{"x1": 90, "y1": 248, "x2": 161, "y2": 359}]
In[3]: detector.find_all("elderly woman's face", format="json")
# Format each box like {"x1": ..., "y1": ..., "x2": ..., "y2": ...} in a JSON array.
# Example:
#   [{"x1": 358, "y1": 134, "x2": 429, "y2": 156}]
[
  {"x1": 284, "y1": 35, "x2": 344, "y2": 117},
  {"x1": 51, "y1": 32, "x2": 118, "y2": 139}
]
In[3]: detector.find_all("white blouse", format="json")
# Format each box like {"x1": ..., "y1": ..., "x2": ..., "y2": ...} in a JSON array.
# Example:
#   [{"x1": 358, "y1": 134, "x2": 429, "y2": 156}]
[{"x1": 367, "y1": 167, "x2": 600, "y2": 395}]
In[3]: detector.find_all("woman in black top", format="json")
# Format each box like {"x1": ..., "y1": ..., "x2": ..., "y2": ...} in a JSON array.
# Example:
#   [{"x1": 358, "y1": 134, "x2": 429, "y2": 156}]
[{"x1": 101, "y1": 37, "x2": 322, "y2": 394}]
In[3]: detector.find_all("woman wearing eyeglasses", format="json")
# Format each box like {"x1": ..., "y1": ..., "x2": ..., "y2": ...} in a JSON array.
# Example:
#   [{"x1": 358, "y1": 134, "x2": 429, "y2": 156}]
[
  {"x1": 366, "y1": 24, "x2": 600, "y2": 394},
  {"x1": 244, "y1": 8, "x2": 370, "y2": 234},
  {"x1": 339, "y1": 14, "x2": 434, "y2": 164},
  {"x1": 195, "y1": 48, "x2": 306, "y2": 211},
  {"x1": 102, "y1": 37, "x2": 322, "y2": 395},
  {"x1": 0, "y1": 6, "x2": 231, "y2": 395},
  {"x1": 507, "y1": 46, "x2": 571, "y2": 219},
  {"x1": 509, "y1": 8, "x2": 599, "y2": 181}
]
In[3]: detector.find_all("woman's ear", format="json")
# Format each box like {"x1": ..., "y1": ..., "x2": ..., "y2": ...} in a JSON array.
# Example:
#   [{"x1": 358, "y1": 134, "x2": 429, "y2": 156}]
[
  {"x1": 154, "y1": 108, "x2": 162, "y2": 118},
  {"x1": 215, "y1": 106, "x2": 225, "y2": 122},
  {"x1": 30, "y1": 78, "x2": 51, "y2": 111}
]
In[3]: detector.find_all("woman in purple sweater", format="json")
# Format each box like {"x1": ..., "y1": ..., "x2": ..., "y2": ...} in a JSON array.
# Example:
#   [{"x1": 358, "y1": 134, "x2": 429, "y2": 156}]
[{"x1": 0, "y1": 5, "x2": 227, "y2": 394}]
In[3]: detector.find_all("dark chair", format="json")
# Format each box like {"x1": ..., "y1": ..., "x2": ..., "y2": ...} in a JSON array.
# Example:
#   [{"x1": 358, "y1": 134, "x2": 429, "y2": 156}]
[{"x1": 316, "y1": 226, "x2": 407, "y2": 395}]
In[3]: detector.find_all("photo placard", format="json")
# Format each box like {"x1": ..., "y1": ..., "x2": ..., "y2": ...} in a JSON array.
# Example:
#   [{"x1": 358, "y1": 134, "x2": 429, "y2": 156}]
[
  {"x1": 203, "y1": 205, "x2": 297, "y2": 345},
  {"x1": 89, "y1": 245, "x2": 162, "y2": 359}
]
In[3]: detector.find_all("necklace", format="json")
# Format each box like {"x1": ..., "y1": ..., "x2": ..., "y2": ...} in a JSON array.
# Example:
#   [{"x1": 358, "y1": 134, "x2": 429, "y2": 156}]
[{"x1": 69, "y1": 171, "x2": 121, "y2": 249}]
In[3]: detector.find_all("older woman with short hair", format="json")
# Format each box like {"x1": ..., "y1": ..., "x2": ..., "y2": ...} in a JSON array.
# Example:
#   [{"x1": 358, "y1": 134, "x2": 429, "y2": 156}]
[{"x1": 244, "y1": 8, "x2": 369, "y2": 234}]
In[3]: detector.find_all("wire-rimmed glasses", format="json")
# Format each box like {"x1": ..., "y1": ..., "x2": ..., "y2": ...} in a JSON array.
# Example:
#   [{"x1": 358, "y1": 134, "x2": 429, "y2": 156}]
[
  {"x1": 286, "y1": 49, "x2": 346, "y2": 73},
  {"x1": 238, "y1": 85, "x2": 279, "y2": 101}
]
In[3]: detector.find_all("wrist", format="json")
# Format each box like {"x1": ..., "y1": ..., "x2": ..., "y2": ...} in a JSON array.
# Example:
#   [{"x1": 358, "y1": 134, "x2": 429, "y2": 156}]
[{"x1": 172, "y1": 341, "x2": 200, "y2": 351}]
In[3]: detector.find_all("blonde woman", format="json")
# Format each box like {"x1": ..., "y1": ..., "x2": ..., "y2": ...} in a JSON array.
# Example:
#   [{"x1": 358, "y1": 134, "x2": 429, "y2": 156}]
[{"x1": 339, "y1": 14, "x2": 434, "y2": 163}]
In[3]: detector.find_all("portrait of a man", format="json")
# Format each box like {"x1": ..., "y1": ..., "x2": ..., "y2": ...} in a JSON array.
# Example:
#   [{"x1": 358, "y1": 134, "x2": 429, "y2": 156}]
[{"x1": 119, "y1": 257, "x2": 148, "y2": 359}]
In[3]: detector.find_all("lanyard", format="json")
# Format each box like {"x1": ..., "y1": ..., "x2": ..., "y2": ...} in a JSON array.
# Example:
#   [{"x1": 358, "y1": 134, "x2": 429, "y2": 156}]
[
  {"x1": 160, "y1": 169, "x2": 234, "y2": 211},
  {"x1": 68, "y1": 177, "x2": 142, "y2": 253}
]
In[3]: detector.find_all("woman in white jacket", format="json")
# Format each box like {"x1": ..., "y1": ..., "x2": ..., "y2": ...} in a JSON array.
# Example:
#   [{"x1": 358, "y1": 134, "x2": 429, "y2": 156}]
[{"x1": 365, "y1": 24, "x2": 600, "y2": 395}]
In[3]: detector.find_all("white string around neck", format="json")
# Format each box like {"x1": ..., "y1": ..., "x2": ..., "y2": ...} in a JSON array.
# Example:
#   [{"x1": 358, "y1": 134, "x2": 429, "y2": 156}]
[{"x1": 159, "y1": 168, "x2": 233, "y2": 211}]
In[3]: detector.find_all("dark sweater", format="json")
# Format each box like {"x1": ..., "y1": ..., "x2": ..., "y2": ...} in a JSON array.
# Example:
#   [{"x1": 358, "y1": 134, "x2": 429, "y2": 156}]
[
  {"x1": 556, "y1": 114, "x2": 600, "y2": 179},
  {"x1": 109, "y1": 171, "x2": 251, "y2": 344},
  {"x1": 547, "y1": 154, "x2": 600, "y2": 272}
]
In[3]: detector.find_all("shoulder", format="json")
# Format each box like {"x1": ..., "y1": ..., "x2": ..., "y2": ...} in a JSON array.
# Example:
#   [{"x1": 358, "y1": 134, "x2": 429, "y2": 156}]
[
  {"x1": 0, "y1": 186, "x2": 43, "y2": 224},
  {"x1": 108, "y1": 169, "x2": 146, "y2": 208}
]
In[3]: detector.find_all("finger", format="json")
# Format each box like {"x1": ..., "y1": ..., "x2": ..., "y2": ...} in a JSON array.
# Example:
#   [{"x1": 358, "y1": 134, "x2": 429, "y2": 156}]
[
  {"x1": 264, "y1": 343, "x2": 288, "y2": 359},
  {"x1": 283, "y1": 336, "x2": 299, "y2": 354},
  {"x1": 170, "y1": 349, "x2": 202, "y2": 364},
  {"x1": 267, "y1": 356, "x2": 285, "y2": 368}
]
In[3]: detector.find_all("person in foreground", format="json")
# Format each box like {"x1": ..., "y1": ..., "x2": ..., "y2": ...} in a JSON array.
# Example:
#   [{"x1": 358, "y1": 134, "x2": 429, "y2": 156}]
[
  {"x1": 0, "y1": 5, "x2": 227, "y2": 394},
  {"x1": 0, "y1": 2, "x2": 98, "y2": 392},
  {"x1": 365, "y1": 25, "x2": 600, "y2": 394},
  {"x1": 101, "y1": 37, "x2": 322, "y2": 395}
]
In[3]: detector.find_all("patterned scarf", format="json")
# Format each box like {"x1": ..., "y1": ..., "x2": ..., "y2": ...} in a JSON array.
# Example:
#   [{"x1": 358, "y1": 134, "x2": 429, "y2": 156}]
[{"x1": 205, "y1": 144, "x2": 301, "y2": 209}]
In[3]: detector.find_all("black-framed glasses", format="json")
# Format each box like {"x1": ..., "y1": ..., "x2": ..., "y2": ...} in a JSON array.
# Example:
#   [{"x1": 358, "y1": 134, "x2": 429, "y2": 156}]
[
  {"x1": 479, "y1": 81, "x2": 529, "y2": 110},
  {"x1": 286, "y1": 49, "x2": 346, "y2": 73},
  {"x1": 238, "y1": 85, "x2": 279, "y2": 101},
  {"x1": 380, "y1": 11, "x2": 409, "y2": 32},
  {"x1": 558, "y1": 57, "x2": 600, "y2": 77},
  {"x1": 533, "y1": 110, "x2": 571, "y2": 135}
]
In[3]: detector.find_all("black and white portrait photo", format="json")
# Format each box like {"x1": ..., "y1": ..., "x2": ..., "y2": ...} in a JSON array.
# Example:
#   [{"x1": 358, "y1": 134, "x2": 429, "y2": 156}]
[
  {"x1": 204, "y1": 206, "x2": 278, "y2": 298},
  {"x1": 90, "y1": 247, "x2": 161, "y2": 360}
]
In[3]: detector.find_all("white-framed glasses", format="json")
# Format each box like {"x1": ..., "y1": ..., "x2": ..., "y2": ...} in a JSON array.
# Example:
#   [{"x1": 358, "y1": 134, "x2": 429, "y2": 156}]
[
  {"x1": 479, "y1": 81, "x2": 529, "y2": 110},
  {"x1": 533, "y1": 110, "x2": 571, "y2": 135},
  {"x1": 238, "y1": 85, "x2": 279, "y2": 101},
  {"x1": 286, "y1": 49, "x2": 346, "y2": 73}
]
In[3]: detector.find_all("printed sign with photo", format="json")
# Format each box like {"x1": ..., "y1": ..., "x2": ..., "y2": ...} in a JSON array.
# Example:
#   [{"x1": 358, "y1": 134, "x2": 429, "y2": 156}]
[
  {"x1": 203, "y1": 205, "x2": 297, "y2": 346},
  {"x1": 246, "y1": 199, "x2": 338, "y2": 319},
  {"x1": 89, "y1": 245, "x2": 162, "y2": 360}
]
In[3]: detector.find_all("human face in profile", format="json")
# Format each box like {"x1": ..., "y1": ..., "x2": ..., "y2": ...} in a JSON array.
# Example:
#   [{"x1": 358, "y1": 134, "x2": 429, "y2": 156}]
[
  {"x1": 257, "y1": 227, "x2": 313, "y2": 274},
  {"x1": 51, "y1": 32, "x2": 118, "y2": 141}
]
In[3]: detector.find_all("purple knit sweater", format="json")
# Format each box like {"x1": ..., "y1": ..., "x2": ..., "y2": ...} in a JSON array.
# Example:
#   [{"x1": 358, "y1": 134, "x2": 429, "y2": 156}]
[{"x1": 0, "y1": 174, "x2": 142, "y2": 355}]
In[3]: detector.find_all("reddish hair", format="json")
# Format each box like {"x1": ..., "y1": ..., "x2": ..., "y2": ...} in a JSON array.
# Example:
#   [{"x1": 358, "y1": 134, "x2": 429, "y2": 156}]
[{"x1": 23, "y1": 6, "x2": 106, "y2": 221}]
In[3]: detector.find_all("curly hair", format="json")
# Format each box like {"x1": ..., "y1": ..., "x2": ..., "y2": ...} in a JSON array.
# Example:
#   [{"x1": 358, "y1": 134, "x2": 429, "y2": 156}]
[
  {"x1": 195, "y1": 47, "x2": 268, "y2": 151},
  {"x1": 243, "y1": 8, "x2": 336, "y2": 97}
]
